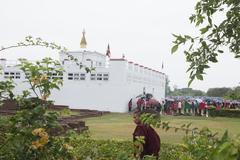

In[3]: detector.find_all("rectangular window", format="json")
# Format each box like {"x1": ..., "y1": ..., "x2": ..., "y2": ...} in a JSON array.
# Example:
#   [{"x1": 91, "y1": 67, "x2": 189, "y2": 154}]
[
  {"x1": 3, "y1": 72, "x2": 21, "y2": 79},
  {"x1": 91, "y1": 73, "x2": 96, "y2": 80},
  {"x1": 103, "y1": 73, "x2": 109, "y2": 81},
  {"x1": 68, "y1": 73, "x2": 73, "y2": 80},
  {"x1": 50, "y1": 72, "x2": 63, "y2": 80},
  {"x1": 74, "y1": 77, "x2": 79, "y2": 80},
  {"x1": 97, "y1": 73, "x2": 102, "y2": 80},
  {"x1": 79, "y1": 73, "x2": 85, "y2": 80}
]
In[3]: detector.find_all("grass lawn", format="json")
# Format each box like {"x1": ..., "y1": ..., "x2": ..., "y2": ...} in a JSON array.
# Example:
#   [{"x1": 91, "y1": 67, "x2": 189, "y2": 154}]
[{"x1": 83, "y1": 113, "x2": 240, "y2": 144}]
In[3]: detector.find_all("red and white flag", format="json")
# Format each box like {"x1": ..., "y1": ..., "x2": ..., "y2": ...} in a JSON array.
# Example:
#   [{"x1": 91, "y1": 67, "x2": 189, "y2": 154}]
[{"x1": 106, "y1": 44, "x2": 111, "y2": 58}]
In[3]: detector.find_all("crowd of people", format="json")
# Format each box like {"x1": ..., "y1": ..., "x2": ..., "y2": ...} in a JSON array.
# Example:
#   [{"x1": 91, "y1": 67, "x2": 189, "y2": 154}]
[
  {"x1": 129, "y1": 95, "x2": 240, "y2": 117},
  {"x1": 162, "y1": 96, "x2": 240, "y2": 117},
  {"x1": 130, "y1": 95, "x2": 240, "y2": 159}
]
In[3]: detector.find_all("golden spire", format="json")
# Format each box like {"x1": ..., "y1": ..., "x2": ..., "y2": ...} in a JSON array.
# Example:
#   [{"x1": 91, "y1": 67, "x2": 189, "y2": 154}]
[{"x1": 80, "y1": 29, "x2": 87, "y2": 48}]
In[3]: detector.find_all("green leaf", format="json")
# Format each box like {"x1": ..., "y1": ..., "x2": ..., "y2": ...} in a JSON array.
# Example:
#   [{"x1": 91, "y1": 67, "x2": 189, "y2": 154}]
[
  {"x1": 171, "y1": 45, "x2": 178, "y2": 54},
  {"x1": 200, "y1": 26, "x2": 209, "y2": 34},
  {"x1": 172, "y1": 34, "x2": 179, "y2": 38},
  {"x1": 208, "y1": 16, "x2": 212, "y2": 26},
  {"x1": 196, "y1": 74, "x2": 203, "y2": 80},
  {"x1": 177, "y1": 36, "x2": 186, "y2": 43},
  {"x1": 188, "y1": 77, "x2": 194, "y2": 87},
  {"x1": 209, "y1": 57, "x2": 218, "y2": 63},
  {"x1": 203, "y1": 65, "x2": 210, "y2": 68}
]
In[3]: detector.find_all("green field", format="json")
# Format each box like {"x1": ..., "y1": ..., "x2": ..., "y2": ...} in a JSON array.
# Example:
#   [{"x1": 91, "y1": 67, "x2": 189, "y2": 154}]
[{"x1": 83, "y1": 113, "x2": 240, "y2": 144}]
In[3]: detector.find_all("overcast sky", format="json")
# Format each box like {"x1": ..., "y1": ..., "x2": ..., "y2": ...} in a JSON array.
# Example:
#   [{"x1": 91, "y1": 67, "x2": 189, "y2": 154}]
[{"x1": 1, "y1": 0, "x2": 239, "y2": 92}]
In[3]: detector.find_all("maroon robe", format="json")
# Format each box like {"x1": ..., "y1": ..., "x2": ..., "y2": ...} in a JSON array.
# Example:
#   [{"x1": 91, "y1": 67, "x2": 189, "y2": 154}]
[{"x1": 133, "y1": 124, "x2": 160, "y2": 159}]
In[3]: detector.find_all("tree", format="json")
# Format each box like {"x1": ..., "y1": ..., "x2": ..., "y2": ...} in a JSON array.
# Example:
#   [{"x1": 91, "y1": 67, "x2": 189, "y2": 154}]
[
  {"x1": 224, "y1": 86, "x2": 240, "y2": 100},
  {"x1": 172, "y1": 0, "x2": 240, "y2": 86},
  {"x1": 169, "y1": 87, "x2": 205, "y2": 96},
  {"x1": 206, "y1": 87, "x2": 232, "y2": 97}
]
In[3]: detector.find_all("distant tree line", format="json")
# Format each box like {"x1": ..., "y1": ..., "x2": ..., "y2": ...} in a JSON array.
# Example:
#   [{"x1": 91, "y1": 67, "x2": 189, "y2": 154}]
[
  {"x1": 168, "y1": 88, "x2": 205, "y2": 97},
  {"x1": 166, "y1": 82, "x2": 240, "y2": 100}
]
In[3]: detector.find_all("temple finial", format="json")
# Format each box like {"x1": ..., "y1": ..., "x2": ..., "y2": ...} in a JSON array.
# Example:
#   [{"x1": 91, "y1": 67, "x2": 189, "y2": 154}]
[{"x1": 80, "y1": 29, "x2": 87, "y2": 48}]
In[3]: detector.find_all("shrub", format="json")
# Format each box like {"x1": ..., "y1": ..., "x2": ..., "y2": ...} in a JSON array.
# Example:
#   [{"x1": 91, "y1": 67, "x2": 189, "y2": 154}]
[
  {"x1": 66, "y1": 132, "x2": 188, "y2": 160},
  {"x1": 209, "y1": 108, "x2": 240, "y2": 118}
]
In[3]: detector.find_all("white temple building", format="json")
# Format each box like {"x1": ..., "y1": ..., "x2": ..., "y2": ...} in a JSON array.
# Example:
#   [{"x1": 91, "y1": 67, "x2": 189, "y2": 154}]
[{"x1": 0, "y1": 31, "x2": 166, "y2": 112}]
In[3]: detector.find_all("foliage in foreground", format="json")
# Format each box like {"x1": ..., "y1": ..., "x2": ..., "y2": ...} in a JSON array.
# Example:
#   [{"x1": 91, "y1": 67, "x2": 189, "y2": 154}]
[
  {"x1": 209, "y1": 108, "x2": 240, "y2": 118},
  {"x1": 55, "y1": 132, "x2": 190, "y2": 160},
  {"x1": 172, "y1": 0, "x2": 240, "y2": 86},
  {"x1": 148, "y1": 113, "x2": 240, "y2": 160},
  {"x1": 0, "y1": 37, "x2": 81, "y2": 160}
]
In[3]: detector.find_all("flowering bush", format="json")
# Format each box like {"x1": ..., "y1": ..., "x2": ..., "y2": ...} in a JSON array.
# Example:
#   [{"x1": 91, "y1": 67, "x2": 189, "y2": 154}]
[
  {"x1": 0, "y1": 58, "x2": 76, "y2": 160},
  {"x1": 0, "y1": 37, "x2": 73, "y2": 159}
]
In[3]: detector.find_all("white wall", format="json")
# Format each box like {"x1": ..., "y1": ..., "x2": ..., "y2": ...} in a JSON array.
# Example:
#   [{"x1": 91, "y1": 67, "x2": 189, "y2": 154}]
[{"x1": 0, "y1": 52, "x2": 166, "y2": 113}]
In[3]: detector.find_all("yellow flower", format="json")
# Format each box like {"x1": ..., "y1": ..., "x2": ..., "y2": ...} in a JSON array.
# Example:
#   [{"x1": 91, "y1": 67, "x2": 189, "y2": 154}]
[
  {"x1": 31, "y1": 128, "x2": 49, "y2": 150},
  {"x1": 39, "y1": 136, "x2": 49, "y2": 145},
  {"x1": 40, "y1": 74, "x2": 48, "y2": 82},
  {"x1": 32, "y1": 128, "x2": 45, "y2": 136},
  {"x1": 31, "y1": 140, "x2": 44, "y2": 150},
  {"x1": 39, "y1": 131, "x2": 48, "y2": 138}
]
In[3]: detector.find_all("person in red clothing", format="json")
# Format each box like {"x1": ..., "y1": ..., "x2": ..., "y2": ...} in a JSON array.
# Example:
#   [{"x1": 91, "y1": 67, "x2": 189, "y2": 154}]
[
  {"x1": 199, "y1": 101, "x2": 206, "y2": 116},
  {"x1": 216, "y1": 102, "x2": 221, "y2": 110},
  {"x1": 133, "y1": 111, "x2": 160, "y2": 159},
  {"x1": 137, "y1": 97, "x2": 145, "y2": 111}
]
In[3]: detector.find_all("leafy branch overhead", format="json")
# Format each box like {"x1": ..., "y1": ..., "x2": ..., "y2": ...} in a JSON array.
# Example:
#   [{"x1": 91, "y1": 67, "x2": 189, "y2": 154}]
[
  {"x1": 172, "y1": 0, "x2": 240, "y2": 86},
  {"x1": 0, "y1": 36, "x2": 67, "y2": 53},
  {"x1": 0, "y1": 36, "x2": 94, "y2": 72}
]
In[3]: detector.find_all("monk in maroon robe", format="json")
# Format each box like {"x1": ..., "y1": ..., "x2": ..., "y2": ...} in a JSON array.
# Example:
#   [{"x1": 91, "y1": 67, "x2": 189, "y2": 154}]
[{"x1": 133, "y1": 111, "x2": 160, "y2": 159}]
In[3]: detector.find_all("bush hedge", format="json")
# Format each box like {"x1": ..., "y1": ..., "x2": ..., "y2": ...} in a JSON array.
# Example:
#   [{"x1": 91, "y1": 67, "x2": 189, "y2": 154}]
[
  {"x1": 209, "y1": 108, "x2": 240, "y2": 118},
  {"x1": 68, "y1": 136, "x2": 188, "y2": 160}
]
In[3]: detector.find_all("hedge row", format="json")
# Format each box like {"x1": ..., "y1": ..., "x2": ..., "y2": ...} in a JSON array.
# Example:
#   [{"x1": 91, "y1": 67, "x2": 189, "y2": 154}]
[
  {"x1": 209, "y1": 108, "x2": 240, "y2": 118},
  {"x1": 68, "y1": 137, "x2": 188, "y2": 160}
]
